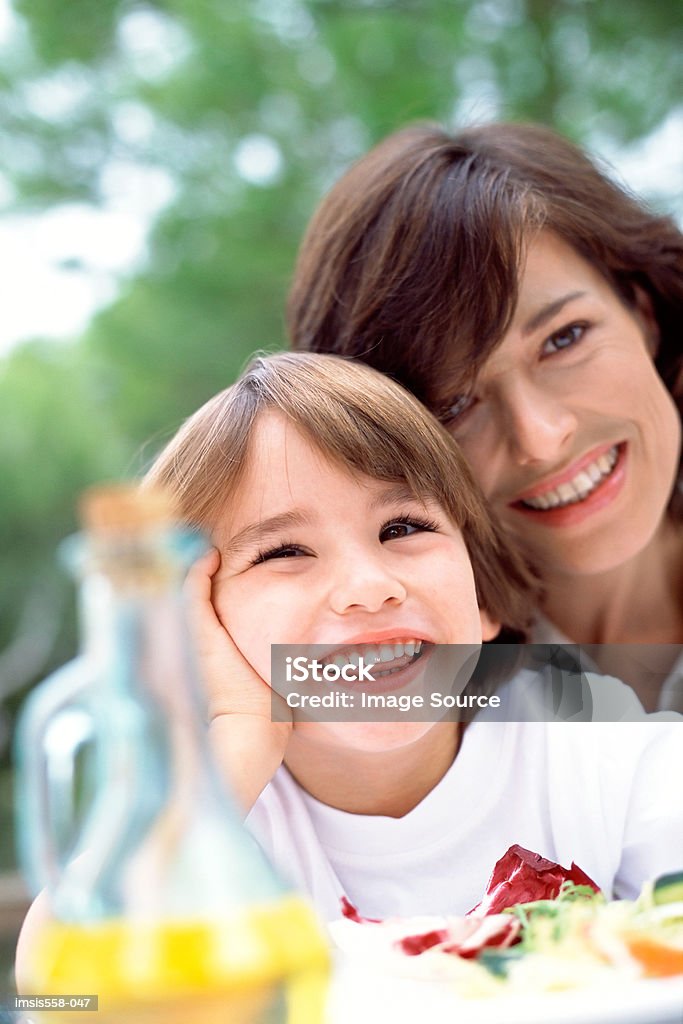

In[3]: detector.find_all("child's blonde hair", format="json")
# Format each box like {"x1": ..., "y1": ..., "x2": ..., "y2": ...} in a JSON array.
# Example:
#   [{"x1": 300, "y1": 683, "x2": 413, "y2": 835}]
[{"x1": 146, "y1": 351, "x2": 535, "y2": 637}]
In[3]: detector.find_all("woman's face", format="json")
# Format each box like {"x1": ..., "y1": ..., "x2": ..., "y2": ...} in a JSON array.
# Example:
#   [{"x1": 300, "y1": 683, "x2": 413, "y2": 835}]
[
  {"x1": 211, "y1": 412, "x2": 496, "y2": 752},
  {"x1": 447, "y1": 231, "x2": 681, "y2": 579}
]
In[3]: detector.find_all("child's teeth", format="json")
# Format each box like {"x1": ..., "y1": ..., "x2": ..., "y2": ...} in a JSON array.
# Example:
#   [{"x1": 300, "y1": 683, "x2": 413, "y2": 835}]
[{"x1": 324, "y1": 639, "x2": 424, "y2": 673}]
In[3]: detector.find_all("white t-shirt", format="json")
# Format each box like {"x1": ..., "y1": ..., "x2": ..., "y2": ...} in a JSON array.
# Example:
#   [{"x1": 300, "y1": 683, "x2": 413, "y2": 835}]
[{"x1": 246, "y1": 671, "x2": 683, "y2": 922}]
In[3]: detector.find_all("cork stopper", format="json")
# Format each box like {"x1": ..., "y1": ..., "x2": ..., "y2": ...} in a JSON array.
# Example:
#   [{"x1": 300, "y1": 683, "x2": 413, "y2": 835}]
[{"x1": 79, "y1": 483, "x2": 178, "y2": 535}]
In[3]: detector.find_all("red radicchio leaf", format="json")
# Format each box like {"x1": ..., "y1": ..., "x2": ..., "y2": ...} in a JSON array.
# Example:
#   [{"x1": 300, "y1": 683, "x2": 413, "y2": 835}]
[
  {"x1": 444, "y1": 915, "x2": 522, "y2": 959},
  {"x1": 396, "y1": 929, "x2": 451, "y2": 956},
  {"x1": 568, "y1": 861, "x2": 600, "y2": 888},
  {"x1": 396, "y1": 915, "x2": 521, "y2": 959},
  {"x1": 467, "y1": 844, "x2": 600, "y2": 917},
  {"x1": 340, "y1": 896, "x2": 382, "y2": 924}
]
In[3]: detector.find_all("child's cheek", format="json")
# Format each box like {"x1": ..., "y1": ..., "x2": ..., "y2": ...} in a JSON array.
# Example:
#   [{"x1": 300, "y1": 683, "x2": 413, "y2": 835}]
[{"x1": 219, "y1": 581, "x2": 289, "y2": 686}]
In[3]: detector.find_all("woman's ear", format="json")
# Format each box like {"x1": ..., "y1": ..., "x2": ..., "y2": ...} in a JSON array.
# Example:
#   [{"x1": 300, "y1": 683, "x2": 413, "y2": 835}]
[
  {"x1": 632, "y1": 284, "x2": 660, "y2": 356},
  {"x1": 479, "y1": 608, "x2": 500, "y2": 642}
]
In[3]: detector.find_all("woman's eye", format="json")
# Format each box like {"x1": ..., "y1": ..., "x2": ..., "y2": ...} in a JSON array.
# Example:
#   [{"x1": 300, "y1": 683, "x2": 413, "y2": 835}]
[
  {"x1": 542, "y1": 322, "x2": 586, "y2": 356},
  {"x1": 442, "y1": 393, "x2": 476, "y2": 426},
  {"x1": 380, "y1": 516, "x2": 439, "y2": 542}
]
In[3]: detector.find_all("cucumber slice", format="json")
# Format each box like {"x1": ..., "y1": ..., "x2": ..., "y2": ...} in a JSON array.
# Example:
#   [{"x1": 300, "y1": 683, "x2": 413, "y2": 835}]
[
  {"x1": 478, "y1": 948, "x2": 525, "y2": 978},
  {"x1": 653, "y1": 872, "x2": 683, "y2": 906}
]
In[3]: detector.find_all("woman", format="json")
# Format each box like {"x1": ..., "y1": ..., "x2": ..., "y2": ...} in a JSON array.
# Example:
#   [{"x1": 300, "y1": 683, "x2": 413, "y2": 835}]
[{"x1": 287, "y1": 122, "x2": 683, "y2": 712}]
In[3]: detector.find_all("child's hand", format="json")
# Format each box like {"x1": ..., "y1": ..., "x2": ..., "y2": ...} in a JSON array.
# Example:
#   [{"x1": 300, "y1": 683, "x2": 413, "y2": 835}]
[{"x1": 185, "y1": 548, "x2": 292, "y2": 813}]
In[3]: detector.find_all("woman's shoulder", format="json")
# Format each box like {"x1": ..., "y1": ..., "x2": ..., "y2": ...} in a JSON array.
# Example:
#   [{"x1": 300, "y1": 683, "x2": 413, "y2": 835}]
[
  {"x1": 476, "y1": 665, "x2": 682, "y2": 791},
  {"x1": 491, "y1": 656, "x2": 682, "y2": 723},
  {"x1": 484, "y1": 662, "x2": 616, "y2": 722},
  {"x1": 528, "y1": 619, "x2": 683, "y2": 714}
]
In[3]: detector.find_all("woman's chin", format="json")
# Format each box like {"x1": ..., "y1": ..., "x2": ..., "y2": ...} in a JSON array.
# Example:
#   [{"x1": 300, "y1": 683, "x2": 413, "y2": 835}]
[{"x1": 510, "y1": 510, "x2": 667, "y2": 582}]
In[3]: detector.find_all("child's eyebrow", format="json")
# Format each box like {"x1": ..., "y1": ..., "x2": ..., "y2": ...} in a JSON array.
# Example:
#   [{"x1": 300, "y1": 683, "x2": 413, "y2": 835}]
[
  {"x1": 369, "y1": 482, "x2": 425, "y2": 509},
  {"x1": 224, "y1": 510, "x2": 313, "y2": 555},
  {"x1": 223, "y1": 484, "x2": 426, "y2": 556}
]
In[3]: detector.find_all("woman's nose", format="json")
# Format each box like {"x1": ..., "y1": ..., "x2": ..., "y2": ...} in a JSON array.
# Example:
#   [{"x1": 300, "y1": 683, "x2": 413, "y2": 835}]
[
  {"x1": 499, "y1": 379, "x2": 577, "y2": 465},
  {"x1": 328, "y1": 554, "x2": 407, "y2": 615}
]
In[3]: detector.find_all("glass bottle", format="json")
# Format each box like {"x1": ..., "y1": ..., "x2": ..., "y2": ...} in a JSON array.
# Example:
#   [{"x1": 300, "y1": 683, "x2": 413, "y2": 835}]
[{"x1": 15, "y1": 484, "x2": 329, "y2": 1024}]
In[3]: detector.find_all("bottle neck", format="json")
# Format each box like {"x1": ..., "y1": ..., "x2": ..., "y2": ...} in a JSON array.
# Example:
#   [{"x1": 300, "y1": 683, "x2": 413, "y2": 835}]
[{"x1": 76, "y1": 532, "x2": 205, "y2": 716}]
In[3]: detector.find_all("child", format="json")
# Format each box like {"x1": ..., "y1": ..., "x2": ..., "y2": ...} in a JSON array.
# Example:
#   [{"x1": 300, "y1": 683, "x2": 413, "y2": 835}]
[{"x1": 145, "y1": 351, "x2": 683, "y2": 922}]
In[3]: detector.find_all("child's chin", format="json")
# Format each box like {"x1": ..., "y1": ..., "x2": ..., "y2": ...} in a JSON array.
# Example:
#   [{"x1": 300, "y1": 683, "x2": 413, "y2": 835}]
[{"x1": 294, "y1": 720, "x2": 436, "y2": 752}]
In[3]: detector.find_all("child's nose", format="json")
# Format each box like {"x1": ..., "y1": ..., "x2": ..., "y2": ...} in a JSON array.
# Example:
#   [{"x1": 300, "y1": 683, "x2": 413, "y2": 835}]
[{"x1": 328, "y1": 556, "x2": 407, "y2": 615}]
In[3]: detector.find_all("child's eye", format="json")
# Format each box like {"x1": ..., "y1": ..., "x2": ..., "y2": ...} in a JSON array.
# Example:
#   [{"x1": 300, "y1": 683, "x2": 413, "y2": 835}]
[
  {"x1": 541, "y1": 322, "x2": 587, "y2": 356},
  {"x1": 380, "y1": 516, "x2": 440, "y2": 542},
  {"x1": 252, "y1": 543, "x2": 308, "y2": 565}
]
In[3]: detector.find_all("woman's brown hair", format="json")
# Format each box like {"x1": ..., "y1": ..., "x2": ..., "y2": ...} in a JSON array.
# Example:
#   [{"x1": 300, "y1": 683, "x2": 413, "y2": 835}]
[
  {"x1": 287, "y1": 122, "x2": 683, "y2": 508},
  {"x1": 145, "y1": 351, "x2": 535, "y2": 638}
]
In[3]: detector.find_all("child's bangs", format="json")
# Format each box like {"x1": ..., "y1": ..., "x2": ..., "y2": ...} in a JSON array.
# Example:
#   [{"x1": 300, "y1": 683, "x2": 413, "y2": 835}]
[{"x1": 246, "y1": 352, "x2": 474, "y2": 527}]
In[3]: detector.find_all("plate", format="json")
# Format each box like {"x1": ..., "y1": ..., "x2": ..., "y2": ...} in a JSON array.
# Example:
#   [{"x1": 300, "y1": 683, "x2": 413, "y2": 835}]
[{"x1": 326, "y1": 956, "x2": 683, "y2": 1024}]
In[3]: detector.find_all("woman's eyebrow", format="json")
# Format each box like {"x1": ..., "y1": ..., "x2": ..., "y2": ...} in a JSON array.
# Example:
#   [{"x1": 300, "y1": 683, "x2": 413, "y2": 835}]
[
  {"x1": 523, "y1": 290, "x2": 586, "y2": 335},
  {"x1": 225, "y1": 510, "x2": 313, "y2": 555}
]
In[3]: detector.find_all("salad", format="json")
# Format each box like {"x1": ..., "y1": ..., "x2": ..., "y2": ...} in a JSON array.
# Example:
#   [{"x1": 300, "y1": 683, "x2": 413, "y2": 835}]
[{"x1": 331, "y1": 846, "x2": 683, "y2": 996}]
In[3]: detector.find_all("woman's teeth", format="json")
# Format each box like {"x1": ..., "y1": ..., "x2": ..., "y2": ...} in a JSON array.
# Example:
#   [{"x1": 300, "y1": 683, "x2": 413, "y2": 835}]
[
  {"x1": 326, "y1": 640, "x2": 423, "y2": 676},
  {"x1": 521, "y1": 446, "x2": 619, "y2": 510}
]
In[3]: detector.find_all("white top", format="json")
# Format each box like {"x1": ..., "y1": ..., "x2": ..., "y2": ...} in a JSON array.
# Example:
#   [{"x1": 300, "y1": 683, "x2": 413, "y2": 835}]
[
  {"x1": 246, "y1": 671, "x2": 683, "y2": 922},
  {"x1": 531, "y1": 615, "x2": 683, "y2": 714}
]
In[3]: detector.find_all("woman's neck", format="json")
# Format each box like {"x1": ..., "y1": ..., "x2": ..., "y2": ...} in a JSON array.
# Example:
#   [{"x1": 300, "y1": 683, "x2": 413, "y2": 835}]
[
  {"x1": 539, "y1": 518, "x2": 683, "y2": 708},
  {"x1": 283, "y1": 723, "x2": 461, "y2": 818},
  {"x1": 540, "y1": 517, "x2": 683, "y2": 645}
]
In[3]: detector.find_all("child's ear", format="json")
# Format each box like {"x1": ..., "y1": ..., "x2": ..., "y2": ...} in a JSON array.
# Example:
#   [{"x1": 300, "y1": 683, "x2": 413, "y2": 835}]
[{"x1": 479, "y1": 608, "x2": 500, "y2": 642}]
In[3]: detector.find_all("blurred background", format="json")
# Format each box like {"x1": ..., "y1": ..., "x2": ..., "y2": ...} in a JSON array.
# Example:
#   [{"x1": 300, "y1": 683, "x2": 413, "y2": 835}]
[{"x1": 0, "y1": 0, "x2": 681, "y2": 995}]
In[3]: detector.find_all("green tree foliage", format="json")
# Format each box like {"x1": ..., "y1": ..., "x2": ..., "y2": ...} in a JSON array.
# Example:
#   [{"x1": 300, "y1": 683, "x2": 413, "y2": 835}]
[{"x1": 0, "y1": 342, "x2": 129, "y2": 665}]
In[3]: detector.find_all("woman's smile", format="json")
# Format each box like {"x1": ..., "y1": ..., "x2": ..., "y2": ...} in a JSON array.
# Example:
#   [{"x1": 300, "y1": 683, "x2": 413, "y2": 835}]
[{"x1": 509, "y1": 441, "x2": 627, "y2": 527}]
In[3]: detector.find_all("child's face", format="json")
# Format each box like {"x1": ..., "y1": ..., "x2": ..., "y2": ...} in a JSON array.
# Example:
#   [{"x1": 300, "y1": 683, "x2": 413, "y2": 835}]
[{"x1": 211, "y1": 412, "x2": 497, "y2": 751}]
